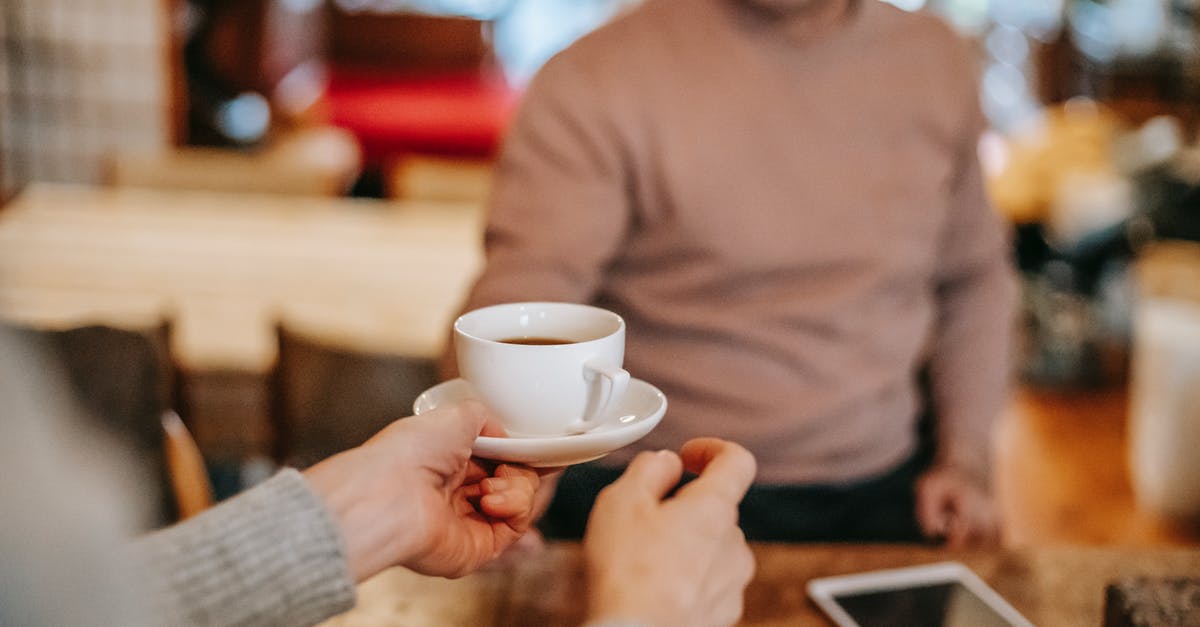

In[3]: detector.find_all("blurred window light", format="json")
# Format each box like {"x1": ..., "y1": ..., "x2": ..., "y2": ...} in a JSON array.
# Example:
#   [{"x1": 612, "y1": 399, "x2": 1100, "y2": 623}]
[
  {"x1": 1069, "y1": 0, "x2": 1169, "y2": 62},
  {"x1": 990, "y1": 0, "x2": 1065, "y2": 41},
  {"x1": 982, "y1": 60, "x2": 1040, "y2": 131},
  {"x1": 938, "y1": 0, "x2": 990, "y2": 35},
  {"x1": 1069, "y1": 1, "x2": 1118, "y2": 62},
  {"x1": 985, "y1": 23, "x2": 1030, "y2": 67},
  {"x1": 216, "y1": 93, "x2": 271, "y2": 145},
  {"x1": 274, "y1": 60, "x2": 328, "y2": 118},
  {"x1": 978, "y1": 129, "x2": 1010, "y2": 180},
  {"x1": 983, "y1": 62, "x2": 1027, "y2": 109},
  {"x1": 880, "y1": 0, "x2": 927, "y2": 11},
  {"x1": 493, "y1": 0, "x2": 635, "y2": 85},
  {"x1": 1108, "y1": 0, "x2": 1168, "y2": 57}
]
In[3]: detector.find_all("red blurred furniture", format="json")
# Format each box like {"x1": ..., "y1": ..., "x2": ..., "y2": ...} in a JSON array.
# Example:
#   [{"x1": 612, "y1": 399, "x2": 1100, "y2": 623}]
[
  {"x1": 327, "y1": 67, "x2": 518, "y2": 166},
  {"x1": 324, "y1": 11, "x2": 519, "y2": 167}
]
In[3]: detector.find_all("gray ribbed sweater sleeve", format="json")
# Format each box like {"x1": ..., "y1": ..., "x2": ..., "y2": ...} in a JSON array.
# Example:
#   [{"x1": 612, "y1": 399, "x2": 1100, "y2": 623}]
[{"x1": 131, "y1": 469, "x2": 356, "y2": 626}]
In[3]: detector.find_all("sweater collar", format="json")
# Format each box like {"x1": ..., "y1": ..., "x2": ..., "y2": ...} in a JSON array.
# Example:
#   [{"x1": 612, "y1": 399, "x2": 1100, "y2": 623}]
[{"x1": 727, "y1": 0, "x2": 862, "y2": 46}]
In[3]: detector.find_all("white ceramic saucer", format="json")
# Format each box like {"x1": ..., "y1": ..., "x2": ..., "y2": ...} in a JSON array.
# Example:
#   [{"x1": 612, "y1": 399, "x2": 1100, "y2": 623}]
[{"x1": 413, "y1": 378, "x2": 667, "y2": 467}]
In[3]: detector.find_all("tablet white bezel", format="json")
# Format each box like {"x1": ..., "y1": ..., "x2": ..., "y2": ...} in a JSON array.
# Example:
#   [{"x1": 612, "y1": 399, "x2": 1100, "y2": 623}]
[{"x1": 806, "y1": 561, "x2": 1033, "y2": 627}]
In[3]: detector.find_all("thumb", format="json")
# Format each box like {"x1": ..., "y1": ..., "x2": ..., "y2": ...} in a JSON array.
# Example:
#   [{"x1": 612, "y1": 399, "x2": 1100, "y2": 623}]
[
  {"x1": 431, "y1": 399, "x2": 491, "y2": 441},
  {"x1": 675, "y1": 438, "x2": 756, "y2": 504},
  {"x1": 378, "y1": 399, "x2": 489, "y2": 450},
  {"x1": 610, "y1": 450, "x2": 684, "y2": 501}
]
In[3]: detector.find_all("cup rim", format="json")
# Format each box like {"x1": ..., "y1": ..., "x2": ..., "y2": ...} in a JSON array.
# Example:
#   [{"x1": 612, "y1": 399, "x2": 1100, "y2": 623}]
[{"x1": 454, "y1": 302, "x2": 625, "y2": 346}]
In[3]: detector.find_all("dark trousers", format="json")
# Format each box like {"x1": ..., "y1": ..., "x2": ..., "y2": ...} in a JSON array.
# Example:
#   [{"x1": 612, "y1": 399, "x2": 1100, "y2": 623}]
[{"x1": 539, "y1": 452, "x2": 929, "y2": 543}]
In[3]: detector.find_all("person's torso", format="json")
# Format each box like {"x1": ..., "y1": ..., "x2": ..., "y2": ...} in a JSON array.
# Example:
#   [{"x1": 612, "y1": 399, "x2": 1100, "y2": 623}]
[{"x1": 557, "y1": 0, "x2": 976, "y2": 482}]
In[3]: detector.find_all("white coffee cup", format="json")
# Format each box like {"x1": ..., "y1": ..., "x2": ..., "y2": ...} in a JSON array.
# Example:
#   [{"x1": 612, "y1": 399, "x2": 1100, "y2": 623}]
[{"x1": 454, "y1": 302, "x2": 630, "y2": 436}]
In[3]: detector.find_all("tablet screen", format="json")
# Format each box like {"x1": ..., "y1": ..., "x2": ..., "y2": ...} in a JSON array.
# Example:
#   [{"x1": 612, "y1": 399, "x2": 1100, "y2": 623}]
[{"x1": 833, "y1": 581, "x2": 1016, "y2": 627}]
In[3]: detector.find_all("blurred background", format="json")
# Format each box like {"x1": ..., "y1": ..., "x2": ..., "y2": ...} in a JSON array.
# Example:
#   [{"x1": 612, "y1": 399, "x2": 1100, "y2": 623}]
[{"x1": 1, "y1": 0, "x2": 1199, "y2": 546}]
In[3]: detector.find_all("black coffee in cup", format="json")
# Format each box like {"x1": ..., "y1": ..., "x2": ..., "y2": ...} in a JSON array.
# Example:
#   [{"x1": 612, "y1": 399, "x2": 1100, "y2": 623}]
[{"x1": 499, "y1": 337, "x2": 573, "y2": 345}]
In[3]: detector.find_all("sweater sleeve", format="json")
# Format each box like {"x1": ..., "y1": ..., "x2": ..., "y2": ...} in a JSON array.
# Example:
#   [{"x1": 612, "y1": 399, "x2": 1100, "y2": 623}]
[
  {"x1": 927, "y1": 70, "x2": 1019, "y2": 485},
  {"x1": 462, "y1": 53, "x2": 634, "y2": 312},
  {"x1": 131, "y1": 469, "x2": 356, "y2": 627}
]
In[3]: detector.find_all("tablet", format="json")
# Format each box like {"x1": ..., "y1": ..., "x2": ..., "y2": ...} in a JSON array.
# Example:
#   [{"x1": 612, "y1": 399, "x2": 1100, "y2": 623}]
[{"x1": 806, "y1": 561, "x2": 1033, "y2": 627}]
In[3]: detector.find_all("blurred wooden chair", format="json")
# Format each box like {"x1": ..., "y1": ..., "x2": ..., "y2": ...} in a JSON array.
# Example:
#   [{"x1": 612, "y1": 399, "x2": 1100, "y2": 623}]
[
  {"x1": 8, "y1": 321, "x2": 176, "y2": 454},
  {"x1": 387, "y1": 154, "x2": 494, "y2": 203},
  {"x1": 271, "y1": 323, "x2": 437, "y2": 468},
  {"x1": 162, "y1": 410, "x2": 215, "y2": 519},
  {"x1": 3, "y1": 320, "x2": 209, "y2": 523},
  {"x1": 106, "y1": 125, "x2": 363, "y2": 197},
  {"x1": 324, "y1": 12, "x2": 516, "y2": 170}
]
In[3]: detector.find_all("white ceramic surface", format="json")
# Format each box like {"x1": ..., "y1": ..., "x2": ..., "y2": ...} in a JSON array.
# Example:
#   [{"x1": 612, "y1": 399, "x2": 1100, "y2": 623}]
[
  {"x1": 413, "y1": 378, "x2": 666, "y2": 467},
  {"x1": 1130, "y1": 297, "x2": 1200, "y2": 518},
  {"x1": 454, "y1": 302, "x2": 629, "y2": 436}
]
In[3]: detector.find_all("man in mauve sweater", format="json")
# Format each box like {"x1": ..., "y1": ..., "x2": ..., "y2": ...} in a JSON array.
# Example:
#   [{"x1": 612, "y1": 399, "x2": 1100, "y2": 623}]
[{"x1": 451, "y1": 0, "x2": 1018, "y2": 544}]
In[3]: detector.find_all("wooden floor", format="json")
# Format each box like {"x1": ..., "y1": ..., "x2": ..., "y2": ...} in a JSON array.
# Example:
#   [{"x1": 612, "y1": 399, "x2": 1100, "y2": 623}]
[{"x1": 995, "y1": 385, "x2": 1200, "y2": 547}]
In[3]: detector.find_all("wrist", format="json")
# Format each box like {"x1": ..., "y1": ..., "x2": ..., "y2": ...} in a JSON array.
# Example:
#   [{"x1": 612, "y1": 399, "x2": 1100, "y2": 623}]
[
  {"x1": 928, "y1": 453, "x2": 991, "y2": 490},
  {"x1": 303, "y1": 453, "x2": 416, "y2": 582},
  {"x1": 587, "y1": 576, "x2": 686, "y2": 627}
]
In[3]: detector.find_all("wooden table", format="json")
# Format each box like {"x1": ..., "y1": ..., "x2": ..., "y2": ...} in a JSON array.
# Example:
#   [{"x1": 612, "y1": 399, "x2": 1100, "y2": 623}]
[
  {"x1": 321, "y1": 542, "x2": 1200, "y2": 626},
  {"x1": 0, "y1": 184, "x2": 485, "y2": 456},
  {"x1": 0, "y1": 183, "x2": 484, "y2": 372}
]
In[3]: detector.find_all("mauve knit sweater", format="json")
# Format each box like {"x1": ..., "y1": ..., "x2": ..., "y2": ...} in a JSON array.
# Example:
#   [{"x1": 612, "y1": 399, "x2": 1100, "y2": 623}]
[{"x1": 459, "y1": 0, "x2": 1018, "y2": 484}]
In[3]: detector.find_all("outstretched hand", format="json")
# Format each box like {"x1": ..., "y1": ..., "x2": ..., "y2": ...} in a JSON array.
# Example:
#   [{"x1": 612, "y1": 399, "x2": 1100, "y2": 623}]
[
  {"x1": 915, "y1": 463, "x2": 1000, "y2": 549},
  {"x1": 304, "y1": 401, "x2": 542, "y2": 581},
  {"x1": 584, "y1": 438, "x2": 757, "y2": 627}
]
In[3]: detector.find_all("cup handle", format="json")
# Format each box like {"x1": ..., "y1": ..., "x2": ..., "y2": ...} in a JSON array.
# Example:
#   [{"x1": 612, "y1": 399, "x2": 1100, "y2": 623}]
[{"x1": 572, "y1": 358, "x2": 631, "y2": 434}]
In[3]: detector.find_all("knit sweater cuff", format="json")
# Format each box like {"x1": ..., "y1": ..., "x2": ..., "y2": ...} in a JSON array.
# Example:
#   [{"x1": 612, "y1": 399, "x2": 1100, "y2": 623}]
[{"x1": 133, "y1": 469, "x2": 356, "y2": 626}]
